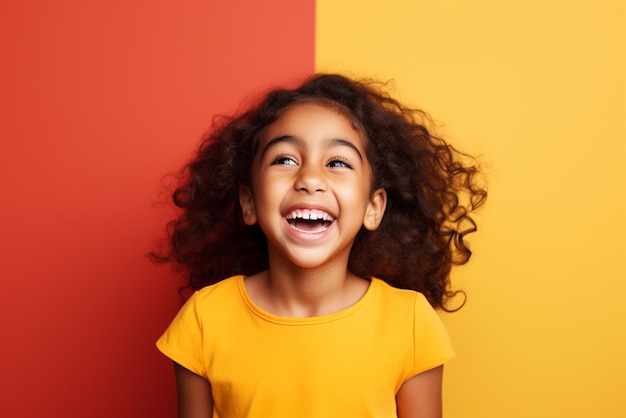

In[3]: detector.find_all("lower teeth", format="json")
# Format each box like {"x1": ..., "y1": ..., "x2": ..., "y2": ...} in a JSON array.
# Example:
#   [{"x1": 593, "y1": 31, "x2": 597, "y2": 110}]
[{"x1": 289, "y1": 219, "x2": 330, "y2": 232}]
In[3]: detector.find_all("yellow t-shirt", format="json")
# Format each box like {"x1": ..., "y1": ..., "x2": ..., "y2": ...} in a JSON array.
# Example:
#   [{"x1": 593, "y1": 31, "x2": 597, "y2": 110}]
[{"x1": 157, "y1": 275, "x2": 454, "y2": 418}]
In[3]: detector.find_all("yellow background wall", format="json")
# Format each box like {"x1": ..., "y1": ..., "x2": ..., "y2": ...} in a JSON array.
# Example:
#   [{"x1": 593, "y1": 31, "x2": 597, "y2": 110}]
[{"x1": 316, "y1": 1, "x2": 625, "y2": 417}]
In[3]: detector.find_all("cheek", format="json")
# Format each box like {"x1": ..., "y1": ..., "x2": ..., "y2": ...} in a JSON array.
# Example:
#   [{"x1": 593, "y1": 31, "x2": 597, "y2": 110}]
[
  {"x1": 338, "y1": 185, "x2": 370, "y2": 211},
  {"x1": 252, "y1": 173, "x2": 287, "y2": 207}
]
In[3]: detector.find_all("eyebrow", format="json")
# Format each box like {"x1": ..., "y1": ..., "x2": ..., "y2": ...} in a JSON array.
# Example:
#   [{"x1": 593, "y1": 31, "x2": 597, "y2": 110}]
[{"x1": 260, "y1": 135, "x2": 364, "y2": 161}]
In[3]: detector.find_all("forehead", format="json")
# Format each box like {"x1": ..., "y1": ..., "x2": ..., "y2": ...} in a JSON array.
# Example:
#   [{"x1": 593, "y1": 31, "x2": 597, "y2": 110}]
[{"x1": 260, "y1": 102, "x2": 366, "y2": 147}]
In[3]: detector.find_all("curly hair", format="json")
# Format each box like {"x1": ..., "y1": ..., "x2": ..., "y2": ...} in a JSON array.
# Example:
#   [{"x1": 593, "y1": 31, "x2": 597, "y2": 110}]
[{"x1": 152, "y1": 74, "x2": 487, "y2": 311}]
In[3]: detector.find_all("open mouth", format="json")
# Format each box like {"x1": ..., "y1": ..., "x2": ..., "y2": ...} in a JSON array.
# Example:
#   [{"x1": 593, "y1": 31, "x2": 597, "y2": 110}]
[{"x1": 285, "y1": 209, "x2": 334, "y2": 233}]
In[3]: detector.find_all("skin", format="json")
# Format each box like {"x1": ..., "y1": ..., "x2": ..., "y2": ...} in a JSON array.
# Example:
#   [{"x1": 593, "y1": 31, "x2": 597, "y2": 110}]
[
  {"x1": 239, "y1": 103, "x2": 386, "y2": 317},
  {"x1": 174, "y1": 103, "x2": 445, "y2": 418},
  {"x1": 174, "y1": 363, "x2": 212, "y2": 418},
  {"x1": 396, "y1": 366, "x2": 444, "y2": 418}
]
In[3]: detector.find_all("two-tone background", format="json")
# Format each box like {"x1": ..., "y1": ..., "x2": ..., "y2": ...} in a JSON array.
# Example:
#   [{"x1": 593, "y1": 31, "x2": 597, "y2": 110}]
[{"x1": 1, "y1": 1, "x2": 624, "y2": 417}]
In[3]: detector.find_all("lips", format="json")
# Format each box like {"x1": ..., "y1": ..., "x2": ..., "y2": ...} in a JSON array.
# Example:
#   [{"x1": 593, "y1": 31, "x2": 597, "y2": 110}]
[{"x1": 285, "y1": 209, "x2": 335, "y2": 233}]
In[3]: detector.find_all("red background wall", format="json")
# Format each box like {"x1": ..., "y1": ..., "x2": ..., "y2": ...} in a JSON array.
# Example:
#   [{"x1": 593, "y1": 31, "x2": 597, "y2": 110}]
[{"x1": 0, "y1": 1, "x2": 313, "y2": 416}]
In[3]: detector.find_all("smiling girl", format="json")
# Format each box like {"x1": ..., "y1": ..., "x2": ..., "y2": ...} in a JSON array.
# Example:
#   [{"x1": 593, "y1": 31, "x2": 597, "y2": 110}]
[{"x1": 154, "y1": 74, "x2": 486, "y2": 418}]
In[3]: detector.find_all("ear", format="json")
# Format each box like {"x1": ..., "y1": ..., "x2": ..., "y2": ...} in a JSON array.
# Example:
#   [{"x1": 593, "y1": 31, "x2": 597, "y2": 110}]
[
  {"x1": 239, "y1": 186, "x2": 257, "y2": 225},
  {"x1": 363, "y1": 188, "x2": 387, "y2": 231}
]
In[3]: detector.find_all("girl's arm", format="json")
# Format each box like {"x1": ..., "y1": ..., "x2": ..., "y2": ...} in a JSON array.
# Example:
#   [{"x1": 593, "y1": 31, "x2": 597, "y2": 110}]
[
  {"x1": 173, "y1": 362, "x2": 213, "y2": 418},
  {"x1": 396, "y1": 365, "x2": 444, "y2": 418}
]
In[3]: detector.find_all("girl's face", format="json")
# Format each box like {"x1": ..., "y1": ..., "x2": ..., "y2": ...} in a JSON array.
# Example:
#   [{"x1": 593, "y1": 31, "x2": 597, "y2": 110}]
[{"x1": 239, "y1": 102, "x2": 386, "y2": 271}]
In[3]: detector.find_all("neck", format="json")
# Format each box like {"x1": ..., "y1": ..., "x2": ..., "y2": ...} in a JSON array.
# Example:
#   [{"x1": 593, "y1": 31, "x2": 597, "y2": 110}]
[
  {"x1": 246, "y1": 263, "x2": 369, "y2": 318},
  {"x1": 269, "y1": 262, "x2": 349, "y2": 297}
]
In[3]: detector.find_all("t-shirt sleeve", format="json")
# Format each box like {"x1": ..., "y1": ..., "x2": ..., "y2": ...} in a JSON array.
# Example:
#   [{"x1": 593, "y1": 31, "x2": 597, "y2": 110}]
[
  {"x1": 411, "y1": 292, "x2": 456, "y2": 376},
  {"x1": 156, "y1": 291, "x2": 205, "y2": 377}
]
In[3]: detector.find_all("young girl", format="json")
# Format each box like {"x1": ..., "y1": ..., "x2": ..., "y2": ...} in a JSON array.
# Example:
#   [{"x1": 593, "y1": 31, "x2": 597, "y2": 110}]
[{"x1": 155, "y1": 74, "x2": 486, "y2": 418}]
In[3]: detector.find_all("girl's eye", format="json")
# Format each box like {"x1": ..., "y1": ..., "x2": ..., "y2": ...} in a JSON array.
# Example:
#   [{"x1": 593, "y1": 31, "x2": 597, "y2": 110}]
[
  {"x1": 271, "y1": 156, "x2": 297, "y2": 166},
  {"x1": 327, "y1": 158, "x2": 353, "y2": 169}
]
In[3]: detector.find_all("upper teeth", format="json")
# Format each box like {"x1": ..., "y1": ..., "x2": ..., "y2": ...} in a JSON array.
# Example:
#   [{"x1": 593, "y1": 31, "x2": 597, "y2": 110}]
[{"x1": 286, "y1": 209, "x2": 334, "y2": 221}]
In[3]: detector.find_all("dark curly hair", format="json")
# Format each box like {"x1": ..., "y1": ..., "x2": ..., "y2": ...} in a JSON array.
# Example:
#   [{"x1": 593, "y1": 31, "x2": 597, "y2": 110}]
[{"x1": 152, "y1": 73, "x2": 487, "y2": 311}]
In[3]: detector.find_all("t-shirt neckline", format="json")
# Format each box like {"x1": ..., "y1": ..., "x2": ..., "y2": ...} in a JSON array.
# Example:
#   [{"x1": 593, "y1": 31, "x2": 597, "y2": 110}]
[{"x1": 237, "y1": 275, "x2": 379, "y2": 325}]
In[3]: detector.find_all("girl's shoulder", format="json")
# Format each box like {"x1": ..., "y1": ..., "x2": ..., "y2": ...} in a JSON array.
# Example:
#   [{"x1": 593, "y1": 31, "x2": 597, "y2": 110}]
[
  {"x1": 188, "y1": 275, "x2": 245, "y2": 310},
  {"x1": 370, "y1": 277, "x2": 426, "y2": 300},
  {"x1": 369, "y1": 277, "x2": 434, "y2": 315}
]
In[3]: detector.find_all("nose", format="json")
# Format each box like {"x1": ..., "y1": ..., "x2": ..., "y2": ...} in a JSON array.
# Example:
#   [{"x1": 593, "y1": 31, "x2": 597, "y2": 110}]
[{"x1": 294, "y1": 163, "x2": 327, "y2": 194}]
